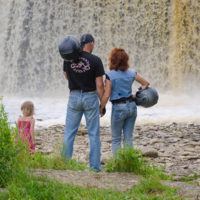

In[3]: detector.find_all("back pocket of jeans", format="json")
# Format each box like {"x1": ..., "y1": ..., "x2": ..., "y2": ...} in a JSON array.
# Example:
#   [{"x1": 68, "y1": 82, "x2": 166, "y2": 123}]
[
  {"x1": 84, "y1": 96, "x2": 98, "y2": 110},
  {"x1": 113, "y1": 109, "x2": 127, "y2": 120},
  {"x1": 68, "y1": 97, "x2": 78, "y2": 109}
]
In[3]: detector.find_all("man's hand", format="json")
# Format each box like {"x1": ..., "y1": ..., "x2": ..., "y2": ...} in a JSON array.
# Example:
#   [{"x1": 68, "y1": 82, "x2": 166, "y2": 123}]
[
  {"x1": 100, "y1": 109, "x2": 104, "y2": 117},
  {"x1": 100, "y1": 106, "x2": 106, "y2": 117}
]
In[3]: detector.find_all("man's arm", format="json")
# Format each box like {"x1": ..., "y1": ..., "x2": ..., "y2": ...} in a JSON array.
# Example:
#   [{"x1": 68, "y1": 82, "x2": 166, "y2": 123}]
[
  {"x1": 63, "y1": 71, "x2": 68, "y2": 80},
  {"x1": 96, "y1": 76, "x2": 104, "y2": 101},
  {"x1": 100, "y1": 79, "x2": 111, "y2": 116},
  {"x1": 63, "y1": 61, "x2": 68, "y2": 80}
]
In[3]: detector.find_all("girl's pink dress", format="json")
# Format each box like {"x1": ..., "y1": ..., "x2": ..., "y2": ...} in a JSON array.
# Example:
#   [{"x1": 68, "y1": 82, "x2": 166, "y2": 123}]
[{"x1": 18, "y1": 115, "x2": 35, "y2": 155}]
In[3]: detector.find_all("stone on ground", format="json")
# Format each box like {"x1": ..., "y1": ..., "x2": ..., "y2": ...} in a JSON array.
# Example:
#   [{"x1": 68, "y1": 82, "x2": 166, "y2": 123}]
[{"x1": 141, "y1": 147, "x2": 158, "y2": 158}]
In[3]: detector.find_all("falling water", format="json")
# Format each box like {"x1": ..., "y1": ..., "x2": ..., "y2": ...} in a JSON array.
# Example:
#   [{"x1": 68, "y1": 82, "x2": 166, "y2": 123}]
[
  {"x1": 0, "y1": 0, "x2": 200, "y2": 126},
  {"x1": 0, "y1": 0, "x2": 200, "y2": 95}
]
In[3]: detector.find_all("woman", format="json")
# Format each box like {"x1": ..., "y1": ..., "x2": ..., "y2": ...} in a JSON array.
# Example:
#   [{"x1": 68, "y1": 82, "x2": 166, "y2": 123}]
[{"x1": 100, "y1": 47, "x2": 149, "y2": 157}]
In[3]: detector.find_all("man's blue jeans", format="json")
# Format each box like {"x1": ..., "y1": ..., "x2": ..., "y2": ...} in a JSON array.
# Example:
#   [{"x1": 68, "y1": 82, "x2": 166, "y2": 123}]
[
  {"x1": 61, "y1": 91, "x2": 102, "y2": 171},
  {"x1": 111, "y1": 101, "x2": 137, "y2": 157}
]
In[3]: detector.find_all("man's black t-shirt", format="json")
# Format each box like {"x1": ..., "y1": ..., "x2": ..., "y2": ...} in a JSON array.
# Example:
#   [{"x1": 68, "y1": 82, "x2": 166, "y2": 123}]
[{"x1": 63, "y1": 51, "x2": 105, "y2": 91}]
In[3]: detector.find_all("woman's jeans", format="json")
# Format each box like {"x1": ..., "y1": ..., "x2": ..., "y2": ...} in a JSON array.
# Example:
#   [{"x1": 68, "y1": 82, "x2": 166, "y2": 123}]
[
  {"x1": 61, "y1": 91, "x2": 102, "y2": 171},
  {"x1": 111, "y1": 101, "x2": 137, "y2": 157}
]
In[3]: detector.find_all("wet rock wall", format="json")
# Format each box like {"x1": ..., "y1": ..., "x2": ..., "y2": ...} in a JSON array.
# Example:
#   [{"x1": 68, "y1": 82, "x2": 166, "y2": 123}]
[{"x1": 0, "y1": 0, "x2": 199, "y2": 96}]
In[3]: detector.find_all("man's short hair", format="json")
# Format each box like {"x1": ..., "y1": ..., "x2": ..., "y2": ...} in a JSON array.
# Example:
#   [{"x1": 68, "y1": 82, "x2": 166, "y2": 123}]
[{"x1": 80, "y1": 33, "x2": 94, "y2": 48}]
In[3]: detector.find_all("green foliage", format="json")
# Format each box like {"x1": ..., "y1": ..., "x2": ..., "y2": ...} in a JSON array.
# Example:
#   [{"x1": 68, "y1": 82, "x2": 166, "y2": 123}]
[
  {"x1": 104, "y1": 147, "x2": 170, "y2": 180},
  {"x1": 26, "y1": 152, "x2": 89, "y2": 171},
  {"x1": 0, "y1": 96, "x2": 13, "y2": 186},
  {"x1": 126, "y1": 177, "x2": 181, "y2": 200},
  {"x1": 0, "y1": 97, "x2": 29, "y2": 187},
  {"x1": 0, "y1": 167, "x2": 182, "y2": 200}
]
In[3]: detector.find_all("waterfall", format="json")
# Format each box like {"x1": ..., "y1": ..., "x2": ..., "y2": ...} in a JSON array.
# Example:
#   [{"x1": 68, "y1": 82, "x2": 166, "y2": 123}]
[{"x1": 0, "y1": 0, "x2": 199, "y2": 96}]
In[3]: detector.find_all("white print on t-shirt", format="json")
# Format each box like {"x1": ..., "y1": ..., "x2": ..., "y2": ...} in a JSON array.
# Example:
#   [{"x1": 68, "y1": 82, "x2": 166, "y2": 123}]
[{"x1": 70, "y1": 57, "x2": 90, "y2": 73}]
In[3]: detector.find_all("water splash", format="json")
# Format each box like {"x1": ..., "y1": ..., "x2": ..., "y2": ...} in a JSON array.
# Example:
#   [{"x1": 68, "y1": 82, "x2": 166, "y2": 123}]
[{"x1": 3, "y1": 93, "x2": 200, "y2": 128}]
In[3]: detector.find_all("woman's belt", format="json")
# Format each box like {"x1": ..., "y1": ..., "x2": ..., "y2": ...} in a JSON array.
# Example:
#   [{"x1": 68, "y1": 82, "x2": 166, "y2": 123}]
[{"x1": 111, "y1": 96, "x2": 135, "y2": 105}]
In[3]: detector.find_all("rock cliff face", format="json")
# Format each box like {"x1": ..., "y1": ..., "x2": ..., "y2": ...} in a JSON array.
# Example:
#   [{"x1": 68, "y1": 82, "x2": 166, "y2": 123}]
[{"x1": 0, "y1": 0, "x2": 199, "y2": 96}]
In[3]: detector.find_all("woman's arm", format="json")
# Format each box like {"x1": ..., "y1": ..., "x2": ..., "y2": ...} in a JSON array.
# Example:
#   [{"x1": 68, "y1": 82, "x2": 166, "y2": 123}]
[
  {"x1": 135, "y1": 73, "x2": 150, "y2": 90},
  {"x1": 30, "y1": 118, "x2": 36, "y2": 146},
  {"x1": 100, "y1": 79, "x2": 112, "y2": 117}
]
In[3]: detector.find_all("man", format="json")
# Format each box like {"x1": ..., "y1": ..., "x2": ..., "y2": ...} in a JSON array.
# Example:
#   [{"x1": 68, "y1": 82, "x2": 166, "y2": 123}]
[{"x1": 62, "y1": 34, "x2": 104, "y2": 171}]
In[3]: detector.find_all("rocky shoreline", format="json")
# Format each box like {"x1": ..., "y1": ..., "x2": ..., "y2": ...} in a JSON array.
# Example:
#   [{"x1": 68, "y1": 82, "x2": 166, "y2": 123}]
[{"x1": 35, "y1": 123, "x2": 200, "y2": 181}]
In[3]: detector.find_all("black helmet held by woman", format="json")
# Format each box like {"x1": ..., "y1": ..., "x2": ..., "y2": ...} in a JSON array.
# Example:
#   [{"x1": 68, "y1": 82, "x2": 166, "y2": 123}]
[
  {"x1": 59, "y1": 35, "x2": 80, "y2": 62},
  {"x1": 135, "y1": 87, "x2": 159, "y2": 108}
]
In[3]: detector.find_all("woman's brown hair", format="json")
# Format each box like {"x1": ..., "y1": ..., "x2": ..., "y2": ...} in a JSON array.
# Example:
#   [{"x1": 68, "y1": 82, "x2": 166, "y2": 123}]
[
  {"x1": 109, "y1": 47, "x2": 129, "y2": 71},
  {"x1": 21, "y1": 101, "x2": 35, "y2": 116}
]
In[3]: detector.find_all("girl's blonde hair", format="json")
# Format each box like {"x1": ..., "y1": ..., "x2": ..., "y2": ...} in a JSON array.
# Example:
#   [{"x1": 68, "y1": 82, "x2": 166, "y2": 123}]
[{"x1": 21, "y1": 101, "x2": 35, "y2": 116}]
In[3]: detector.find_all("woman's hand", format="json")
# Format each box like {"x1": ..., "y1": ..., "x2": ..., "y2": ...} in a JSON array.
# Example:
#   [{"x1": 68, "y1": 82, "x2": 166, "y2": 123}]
[
  {"x1": 99, "y1": 79, "x2": 112, "y2": 117},
  {"x1": 100, "y1": 106, "x2": 104, "y2": 117},
  {"x1": 100, "y1": 106, "x2": 106, "y2": 117},
  {"x1": 100, "y1": 110, "x2": 104, "y2": 117}
]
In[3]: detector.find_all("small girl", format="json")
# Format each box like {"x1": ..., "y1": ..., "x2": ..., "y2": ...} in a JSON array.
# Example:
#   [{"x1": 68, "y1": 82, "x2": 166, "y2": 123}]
[{"x1": 17, "y1": 101, "x2": 36, "y2": 155}]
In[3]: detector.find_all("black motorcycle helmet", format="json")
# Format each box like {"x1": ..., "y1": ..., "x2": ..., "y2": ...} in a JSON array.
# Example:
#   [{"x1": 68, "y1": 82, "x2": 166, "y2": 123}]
[
  {"x1": 59, "y1": 35, "x2": 80, "y2": 62},
  {"x1": 135, "y1": 87, "x2": 159, "y2": 108}
]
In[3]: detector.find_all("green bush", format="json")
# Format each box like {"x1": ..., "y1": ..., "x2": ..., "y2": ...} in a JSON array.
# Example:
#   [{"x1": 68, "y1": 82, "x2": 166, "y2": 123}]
[
  {"x1": 105, "y1": 147, "x2": 169, "y2": 180},
  {"x1": 0, "y1": 97, "x2": 28, "y2": 187},
  {"x1": 0, "y1": 96, "x2": 13, "y2": 187}
]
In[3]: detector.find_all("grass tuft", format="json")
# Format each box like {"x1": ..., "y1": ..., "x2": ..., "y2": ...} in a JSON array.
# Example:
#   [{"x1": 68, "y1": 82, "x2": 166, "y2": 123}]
[
  {"x1": 26, "y1": 151, "x2": 89, "y2": 171},
  {"x1": 127, "y1": 177, "x2": 181, "y2": 200},
  {"x1": 105, "y1": 147, "x2": 170, "y2": 180}
]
